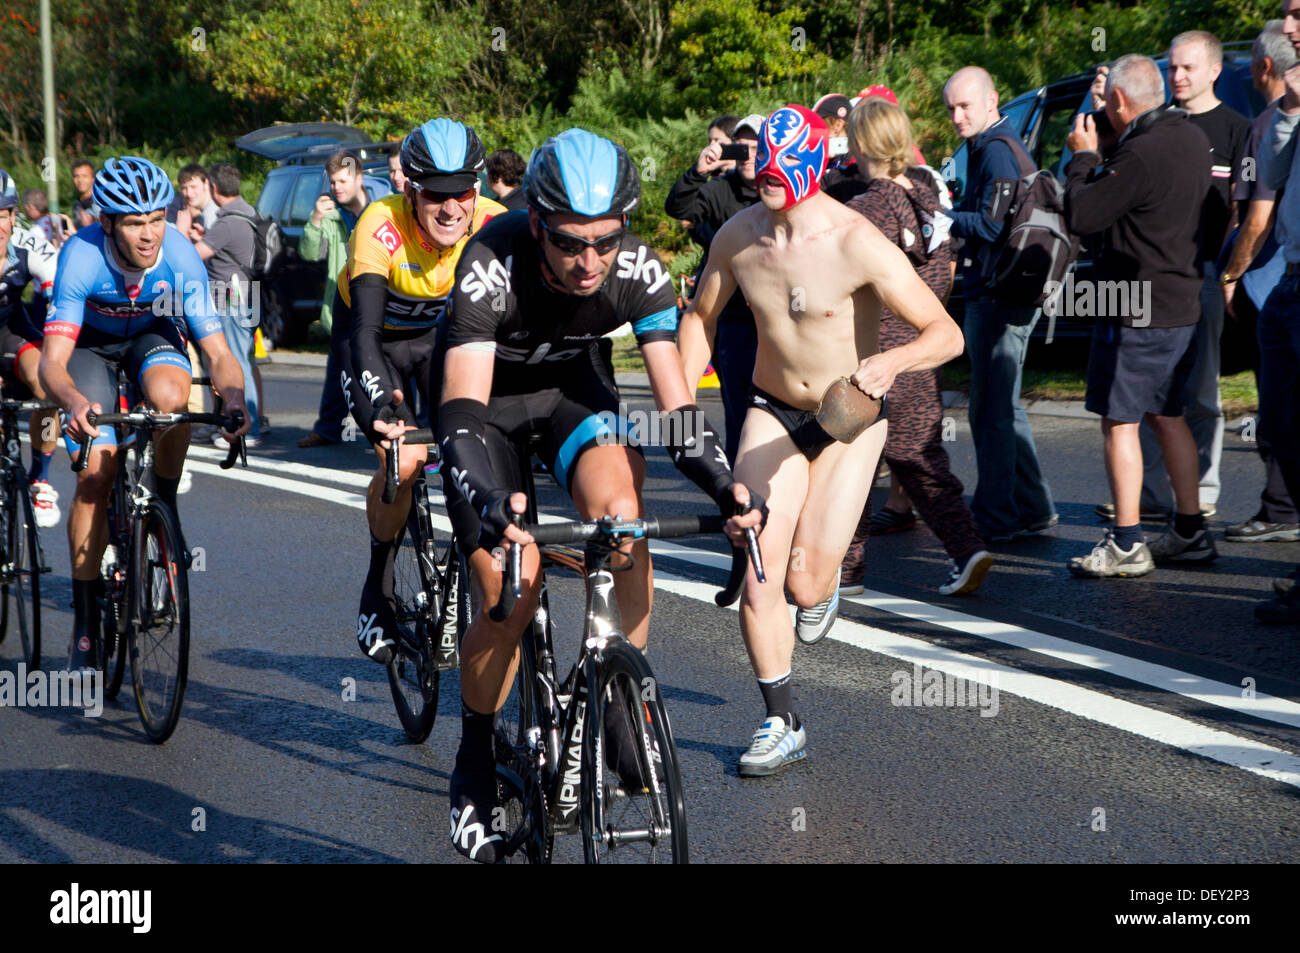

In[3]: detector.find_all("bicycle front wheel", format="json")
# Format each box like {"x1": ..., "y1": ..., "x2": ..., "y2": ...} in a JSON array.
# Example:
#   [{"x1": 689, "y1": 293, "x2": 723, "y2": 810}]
[
  {"x1": 387, "y1": 502, "x2": 439, "y2": 742},
  {"x1": 581, "y1": 639, "x2": 688, "y2": 864},
  {"x1": 2, "y1": 474, "x2": 41, "y2": 670},
  {"x1": 129, "y1": 501, "x2": 190, "y2": 744}
]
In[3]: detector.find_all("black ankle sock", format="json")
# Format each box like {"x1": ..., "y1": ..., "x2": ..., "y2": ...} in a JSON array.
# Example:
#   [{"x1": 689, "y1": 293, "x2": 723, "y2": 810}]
[
  {"x1": 366, "y1": 532, "x2": 397, "y2": 596},
  {"x1": 460, "y1": 703, "x2": 496, "y2": 761},
  {"x1": 156, "y1": 474, "x2": 180, "y2": 516},
  {"x1": 1113, "y1": 523, "x2": 1143, "y2": 550},
  {"x1": 757, "y1": 672, "x2": 799, "y2": 730},
  {"x1": 72, "y1": 578, "x2": 102, "y2": 640},
  {"x1": 1174, "y1": 513, "x2": 1204, "y2": 539}
]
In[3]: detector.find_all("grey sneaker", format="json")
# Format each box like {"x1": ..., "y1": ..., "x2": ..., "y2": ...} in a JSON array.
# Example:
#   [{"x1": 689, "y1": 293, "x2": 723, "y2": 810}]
[
  {"x1": 1275, "y1": 566, "x2": 1300, "y2": 596},
  {"x1": 737, "y1": 715, "x2": 807, "y2": 777},
  {"x1": 795, "y1": 589, "x2": 839, "y2": 645},
  {"x1": 1068, "y1": 532, "x2": 1155, "y2": 578},
  {"x1": 1148, "y1": 526, "x2": 1218, "y2": 564},
  {"x1": 1224, "y1": 519, "x2": 1300, "y2": 543},
  {"x1": 938, "y1": 550, "x2": 993, "y2": 595}
]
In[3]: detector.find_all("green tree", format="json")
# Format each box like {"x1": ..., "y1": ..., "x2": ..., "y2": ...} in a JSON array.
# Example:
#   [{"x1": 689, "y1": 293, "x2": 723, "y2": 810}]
[
  {"x1": 187, "y1": 0, "x2": 486, "y2": 136},
  {"x1": 666, "y1": 0, "x2": 833, "y2": 110}
]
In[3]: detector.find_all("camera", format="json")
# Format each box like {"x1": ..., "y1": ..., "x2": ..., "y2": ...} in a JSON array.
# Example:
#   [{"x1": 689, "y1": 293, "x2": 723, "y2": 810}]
[{"x1": 719, "y1": 143, "x2": 750, "y2": 161}]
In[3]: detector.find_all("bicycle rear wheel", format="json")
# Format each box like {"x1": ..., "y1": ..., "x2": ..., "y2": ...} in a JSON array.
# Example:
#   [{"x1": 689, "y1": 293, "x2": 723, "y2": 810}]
[
  {"x1": 581, "y1": 639, "x2": 688, "y2": 863},
  {"x1": 129, "y1": 501, "x2": 190, "y2": 743},
  {"x1": 2, "y1": 474, "x2": 41, "y2": 670},
  {"x1": 387, "y1": 503, "x2": 439, "y2": 742}
]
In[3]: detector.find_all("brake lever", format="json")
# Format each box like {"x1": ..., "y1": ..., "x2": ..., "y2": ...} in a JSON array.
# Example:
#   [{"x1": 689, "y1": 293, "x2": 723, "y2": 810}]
[{"x1": 737, "y1": 497, "x2": 766, "y2": 584}]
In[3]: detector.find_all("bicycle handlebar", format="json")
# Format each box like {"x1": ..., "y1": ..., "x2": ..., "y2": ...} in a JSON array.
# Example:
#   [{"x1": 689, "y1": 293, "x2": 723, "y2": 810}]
[
  {"x1": 71, "y1": 409, "x2": 246, "y2": 473},
  {"x1": 489, "y1": 513, "x2": 765, "y2": 623},
  {"x1": 381, "y1": 429, "x2": 437, "y2": 504}
]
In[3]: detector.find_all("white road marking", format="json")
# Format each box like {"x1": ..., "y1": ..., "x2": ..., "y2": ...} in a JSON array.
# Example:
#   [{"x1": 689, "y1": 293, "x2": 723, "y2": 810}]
[{"x1": 184, "y1": 455, "x2": 1300, "y2": 790}]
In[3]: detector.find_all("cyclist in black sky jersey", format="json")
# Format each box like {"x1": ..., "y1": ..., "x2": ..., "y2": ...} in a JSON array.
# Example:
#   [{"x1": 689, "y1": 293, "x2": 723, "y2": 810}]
[{"x1": 429, "y1": 128, "x2": 765, "y2": 862}]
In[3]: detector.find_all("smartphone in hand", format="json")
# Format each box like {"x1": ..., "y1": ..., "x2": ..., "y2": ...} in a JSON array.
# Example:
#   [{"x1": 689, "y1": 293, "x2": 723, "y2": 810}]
[{"x1": 719, "y1": 143, "x2": 750, "y2": 161}]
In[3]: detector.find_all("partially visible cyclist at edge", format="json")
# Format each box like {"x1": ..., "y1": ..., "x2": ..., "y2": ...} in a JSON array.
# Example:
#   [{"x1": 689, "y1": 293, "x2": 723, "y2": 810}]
[
  {"x1": 38, "y1": 157, "x2": 251, "y2": 674},
  {"x1": 340, "y1": 118, "x2": 504, "y2": 667},
  {"x1": 0, "y1": 169, "x2": 63, "y2": 528},
  {"x1": 426, "y1": 128, "x2": 765, "y2": 862}
]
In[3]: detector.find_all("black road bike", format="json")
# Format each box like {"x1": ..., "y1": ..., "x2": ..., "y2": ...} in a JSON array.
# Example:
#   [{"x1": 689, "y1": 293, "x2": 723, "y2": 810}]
[
  {"x1": 72, "y1": 404, "x2": 244, "y2": 742},
  {"x1": 380, "y1": 434, "x2": 470, "y2": 743},
  {"x1": 0, "y1": 397, "x2": 57, "y2": 669}
]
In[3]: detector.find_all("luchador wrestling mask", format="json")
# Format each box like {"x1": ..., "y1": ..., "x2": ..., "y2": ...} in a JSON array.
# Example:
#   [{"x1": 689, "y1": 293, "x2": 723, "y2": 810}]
[{"x1": 755, "y1": 105, "x2": 829, "y2": 210}]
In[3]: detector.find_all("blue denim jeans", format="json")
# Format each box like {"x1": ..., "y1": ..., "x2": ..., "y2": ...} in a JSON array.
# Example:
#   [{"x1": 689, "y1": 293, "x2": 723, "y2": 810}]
[
  {"x1": 1138, "y1": 263, "x2": 1224, "y2": 510},
  {"x1": 311, "y1": 347, "x2": 348, "y2": 441},
  {"x1": 964, "y1": 296, "x2": 1056, "y2": 536},
  {"x1": 1257, "y1": 273, "x2": 1300, "y2": 538},
  {"x1": 221, "y1": 308, "x2": 259, "y2": 425}
]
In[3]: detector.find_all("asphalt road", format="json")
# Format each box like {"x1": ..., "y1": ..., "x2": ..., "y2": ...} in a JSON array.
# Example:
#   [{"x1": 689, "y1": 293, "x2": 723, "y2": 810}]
[{"x1": 2, "y1": 360, "x2": 1298, "y2": 864}]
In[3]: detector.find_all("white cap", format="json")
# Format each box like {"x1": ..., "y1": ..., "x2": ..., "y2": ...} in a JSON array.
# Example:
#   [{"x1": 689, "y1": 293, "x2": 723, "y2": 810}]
[{"x1": 732, "y1": 114, "x2": 766, "y2": 139}]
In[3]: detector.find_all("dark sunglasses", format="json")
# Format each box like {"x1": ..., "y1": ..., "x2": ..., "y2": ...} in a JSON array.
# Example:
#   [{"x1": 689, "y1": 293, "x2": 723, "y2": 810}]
[
  {"x1": 540, "y1": 218, "x2": 626, "y2": 256},
  {"x1": 415, "y1": 184, "x2": 477, "y2": 204}
]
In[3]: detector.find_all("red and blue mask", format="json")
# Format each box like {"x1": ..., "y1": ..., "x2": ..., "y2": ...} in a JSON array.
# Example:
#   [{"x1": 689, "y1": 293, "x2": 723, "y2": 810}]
[{"x1": 756, "y1": 105, "x2": 828, "y2": 210}]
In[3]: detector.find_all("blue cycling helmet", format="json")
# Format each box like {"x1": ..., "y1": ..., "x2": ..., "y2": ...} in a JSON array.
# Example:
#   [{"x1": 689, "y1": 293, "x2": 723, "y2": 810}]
[
  {"x1": 524, "y1": 129, "x2": 640, "y2": 216},
  {"x1": 399, "y1": 118, "x2": 486, "y2": 191},
  {"x1": 92, "y1": 156, "x2": 174, "y2": 215},
  {"x1": 0, "y1": 170, "x2": 17, "y2": 210}
]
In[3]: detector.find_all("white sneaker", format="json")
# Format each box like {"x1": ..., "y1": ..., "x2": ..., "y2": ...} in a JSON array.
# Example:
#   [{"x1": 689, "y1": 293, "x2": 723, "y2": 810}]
[
  {"x1": 177, "y1": 469, "x2": 193, "y2": 495},
  {"x1": 794, "y1": 589, "x2": 839, "y2": 645},
  {"x1": 737, "y1": 715, "x2": 807, "y2": 777},
  {"x1": 29, "y1": 481, "x2": 60, "y2": 528}
]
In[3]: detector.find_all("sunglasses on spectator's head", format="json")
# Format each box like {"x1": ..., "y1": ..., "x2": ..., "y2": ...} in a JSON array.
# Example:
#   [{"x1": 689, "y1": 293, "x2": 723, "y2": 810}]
[
  {"x1": 540, "y1": 217, "x2": 625, "y2": 256},
  {"x1": 415, "y1": 184, "x2": 476, "y2": 204}
]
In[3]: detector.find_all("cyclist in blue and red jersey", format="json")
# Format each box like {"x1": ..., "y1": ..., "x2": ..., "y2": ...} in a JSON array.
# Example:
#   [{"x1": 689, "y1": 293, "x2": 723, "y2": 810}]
[{"x1": 38, "y1": 156, "x2": 251, "y2": 674}]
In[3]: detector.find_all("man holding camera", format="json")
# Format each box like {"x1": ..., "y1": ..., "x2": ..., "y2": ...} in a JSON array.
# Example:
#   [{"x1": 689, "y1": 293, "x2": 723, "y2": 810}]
[
  {"x1": 666, "y1": 114, "x2": 764, "y2": 461},
  {"x1": 1064, "y1": 54, "x2": 1213, "y2": 577}
]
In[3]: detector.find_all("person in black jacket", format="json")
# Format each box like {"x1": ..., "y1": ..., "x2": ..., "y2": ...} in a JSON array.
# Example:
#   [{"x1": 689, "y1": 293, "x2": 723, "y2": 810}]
[
  {"x1": 1063, "y1": 53, "x2": 1216, "y2": 578},
  {"x1": 665, "y1": 113, "x2": 762, "y2": 461}
]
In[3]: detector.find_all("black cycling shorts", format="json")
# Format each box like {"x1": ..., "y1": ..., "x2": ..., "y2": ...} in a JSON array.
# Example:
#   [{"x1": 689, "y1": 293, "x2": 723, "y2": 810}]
[
  {"x1": 0, "y1": 326, "x2": 38, "y2": 399},
  {"x1": 442, "y1": 369, "x2": 639, "y2": 556},
  {"x1": 65, "y1": 320, "x2": 192, "y2": 449},
  {"x1": 332, "y1": 290, "x2": 439, "y2": 442}
]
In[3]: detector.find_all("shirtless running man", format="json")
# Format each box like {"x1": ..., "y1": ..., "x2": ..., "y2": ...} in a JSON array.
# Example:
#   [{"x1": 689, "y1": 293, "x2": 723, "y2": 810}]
[{"x1": 679, "y1": 105, "x2": 965, "y2": 775}]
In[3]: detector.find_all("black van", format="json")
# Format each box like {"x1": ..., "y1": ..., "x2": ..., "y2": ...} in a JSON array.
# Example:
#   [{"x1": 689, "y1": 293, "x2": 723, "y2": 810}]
[{"x1": 236, "y1": 123, "x2": 396, "y2": 347}]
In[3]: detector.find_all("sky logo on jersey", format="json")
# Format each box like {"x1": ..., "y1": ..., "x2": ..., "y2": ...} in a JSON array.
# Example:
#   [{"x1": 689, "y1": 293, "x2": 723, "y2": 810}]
[
  {"x1": 373, "y1": 220, "x2": 402, "y2": 254},
  {"x1": 459, "y1": 256, "x2": 512, "y2": 303},
  {"x1": 615, "y1": 245, "x2": 671, "y2": 294}
]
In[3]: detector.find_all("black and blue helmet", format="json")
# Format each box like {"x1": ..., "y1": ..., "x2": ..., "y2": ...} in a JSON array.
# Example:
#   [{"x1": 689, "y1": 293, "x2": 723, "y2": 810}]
[
  {"x1": 0, "y1": 169, "x2": 17, "y2": 210},
  {"x1": 92, "y1": 156, "x2": 174, "y2": 215},
  {"x1": 399, "y1": 118, "x2": 486, "y2": 191},
  {"x1": 524, "y1": 129, "x2": 640, "y2": 216}
]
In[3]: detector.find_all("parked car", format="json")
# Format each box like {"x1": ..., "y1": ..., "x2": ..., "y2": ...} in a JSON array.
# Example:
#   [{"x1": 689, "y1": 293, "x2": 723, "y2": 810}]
[
  {"x1": 236, "y1": 122, "x2": 396, "y2": 347},
  {"x1": 939, "y1": 40, "x2": 1265, "y2": 360}
]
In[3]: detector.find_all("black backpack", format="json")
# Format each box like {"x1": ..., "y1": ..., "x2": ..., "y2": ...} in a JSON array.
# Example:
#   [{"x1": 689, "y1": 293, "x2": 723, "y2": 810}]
[
  {"x1": 978, "y1": 133, "x2": 1080, "y2": 308},
  {"x1": 229, "y1": 209, "x2": 283, "y2": 281}
]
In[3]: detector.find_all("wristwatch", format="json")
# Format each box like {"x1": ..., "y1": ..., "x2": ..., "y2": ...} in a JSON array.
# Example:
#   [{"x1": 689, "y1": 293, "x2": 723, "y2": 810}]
[{"x1": 1220, "y1": 271, "x2": 1239, "y2": 286}]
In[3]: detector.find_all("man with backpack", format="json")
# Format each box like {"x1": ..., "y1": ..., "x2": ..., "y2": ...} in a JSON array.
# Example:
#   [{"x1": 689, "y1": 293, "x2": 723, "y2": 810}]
[
  {"x1": 944, "y1": 66, "x2": 1058, "y2": 543},
  {"x1": 196, "y1": 162, "x2": 263, "y2": 443},
  {"x1": 1063, "y1": 54, "x2": 1214, "y2": 577}
]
